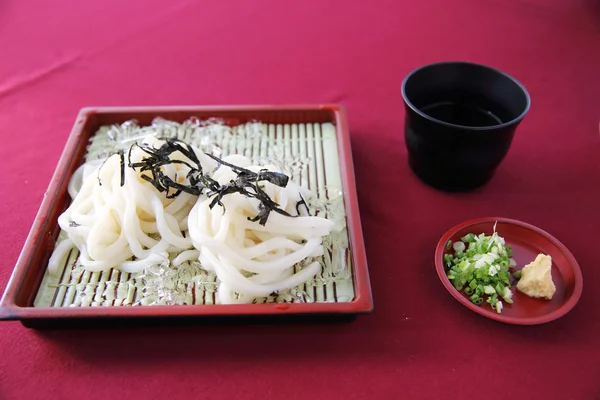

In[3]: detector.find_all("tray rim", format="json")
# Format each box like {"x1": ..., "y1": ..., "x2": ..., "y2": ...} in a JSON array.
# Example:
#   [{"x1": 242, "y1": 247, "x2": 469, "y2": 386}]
[{"x1": 0, "y1": 104, "x2": 373, "y2": 322}]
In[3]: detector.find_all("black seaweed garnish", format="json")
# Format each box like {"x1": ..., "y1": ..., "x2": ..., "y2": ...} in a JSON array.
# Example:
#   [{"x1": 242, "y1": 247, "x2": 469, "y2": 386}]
[
  {"x1": 128, "y1": 139, "x2": 204, "y2": 198},
  {"x1": 295, "y1": 194, "x2": 309, "y2": 216},
  {"x1": 128, "y1": 138, "x2": 306, "y2": 225},
  {"x1": 118, "y1": 150, "x2": 125, "y2": 187}
]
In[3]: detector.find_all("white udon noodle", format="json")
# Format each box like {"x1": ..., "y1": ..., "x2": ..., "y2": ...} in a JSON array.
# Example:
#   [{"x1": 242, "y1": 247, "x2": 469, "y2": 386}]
[
  {"x1": 49, "y1": 138, "x2": 334, "y2": 305},
  {"x1": 49, "y1": 136, "x2": 216, "y2": 274},
  {"x1": 187, "y1": 154, "x2": 334, "y2": 304}
]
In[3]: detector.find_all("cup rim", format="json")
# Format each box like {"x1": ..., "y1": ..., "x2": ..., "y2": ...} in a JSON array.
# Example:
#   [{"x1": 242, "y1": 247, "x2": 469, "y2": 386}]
[{"x1": 401, "y1": 61, "x2": 531, "y2": 131}]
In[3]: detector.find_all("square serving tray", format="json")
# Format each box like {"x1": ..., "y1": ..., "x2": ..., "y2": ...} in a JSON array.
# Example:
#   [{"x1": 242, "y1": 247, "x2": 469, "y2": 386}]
[{"x1": 0, "y1": 105, "x2": 372, "y2": 328}]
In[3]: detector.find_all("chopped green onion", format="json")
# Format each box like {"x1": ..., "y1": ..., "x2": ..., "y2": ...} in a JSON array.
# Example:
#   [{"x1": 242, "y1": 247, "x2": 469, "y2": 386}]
[
  {"x1": 453, "y1": 241, "x2": 466, "y2": 253},
  {"x1": 445, "y1": 231, "x2": 517, "y2": 314},
  {"x1": 444, "y1": 254, "x2": 454, "y2": 268},
  {"x1": 502, "y1": 287, "x2": 514, "y2": 304},
  {"x1": 498, "y1": 271, "x2": 509, "y2": 284},
  {"x1": 461, "y1": 233, "x2": 475, "y2": 243},
  {"x1": 513, "y1": 270, "x2": 522, "y2": 279}
]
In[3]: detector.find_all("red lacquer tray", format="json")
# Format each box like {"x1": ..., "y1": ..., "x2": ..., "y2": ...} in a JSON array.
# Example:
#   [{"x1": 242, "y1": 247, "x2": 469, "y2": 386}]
[
  {"x1": 435, "y1": 217, "x2": 583, "y2": 325},
  {"x1": 0, "y1": 105, "x2": 373, "y2": 328}
]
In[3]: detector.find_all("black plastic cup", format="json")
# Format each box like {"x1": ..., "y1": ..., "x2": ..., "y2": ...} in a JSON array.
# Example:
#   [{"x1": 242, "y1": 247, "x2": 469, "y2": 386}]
[{"x1": 401, "y1": 61, "x2": 530, "y2": 191}]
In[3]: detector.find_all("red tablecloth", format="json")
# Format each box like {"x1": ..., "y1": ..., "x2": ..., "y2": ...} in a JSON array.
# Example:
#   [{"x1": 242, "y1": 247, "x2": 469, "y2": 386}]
[{"x1": 1, "y1": 0, "x2": 599, "y2": 398}]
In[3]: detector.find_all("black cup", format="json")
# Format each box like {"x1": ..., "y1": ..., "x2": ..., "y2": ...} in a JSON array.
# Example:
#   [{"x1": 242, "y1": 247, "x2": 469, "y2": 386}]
[{"x1": 401, "y1": 61, "x2": 530, "y2": 191}]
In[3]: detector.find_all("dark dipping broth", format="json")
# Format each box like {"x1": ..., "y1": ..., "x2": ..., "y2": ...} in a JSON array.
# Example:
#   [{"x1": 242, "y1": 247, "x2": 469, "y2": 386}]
[
  {"x1": 415, "y1": 90, "x2": 511, "y2": 128},
  {"x1": 421, "y1": 102, "x2": 502, "y2": 127}
]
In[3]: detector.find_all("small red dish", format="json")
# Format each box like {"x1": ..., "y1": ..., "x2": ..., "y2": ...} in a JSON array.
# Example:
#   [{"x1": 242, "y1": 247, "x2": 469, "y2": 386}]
[{"x1": 435, "y1": 217, "x2": 583, "y2": 325}]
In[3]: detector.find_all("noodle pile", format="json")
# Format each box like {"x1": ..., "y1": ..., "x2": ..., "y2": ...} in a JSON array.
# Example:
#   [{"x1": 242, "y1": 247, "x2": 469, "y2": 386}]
[
  {"x1": 188, "y1": 155, "x2": 333, "y2": 304},
  {"x1": 49, "y1": 135, "x2": 334, "y2": 304},
  {"x1": 50, "y1": 136, "x2": 215, "y2": 273}
]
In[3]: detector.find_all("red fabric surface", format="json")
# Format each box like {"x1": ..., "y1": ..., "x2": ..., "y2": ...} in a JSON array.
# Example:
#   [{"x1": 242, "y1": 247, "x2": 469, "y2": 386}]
[{"x1": 1, "y1": 0, "x2": 599, "y2": 398}]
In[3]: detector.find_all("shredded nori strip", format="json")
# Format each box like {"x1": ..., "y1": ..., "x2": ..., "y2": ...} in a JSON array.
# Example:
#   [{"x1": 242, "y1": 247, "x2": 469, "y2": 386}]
[
  {"x1": 119, "y1": 150, "x2": 125, "y2": 187},
  {"x1": 295, "y1": 194, "x2": 309, "y2": 216},
  {"x1": 128, "y1": 138, "x2": 305, "y2": 225}
]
